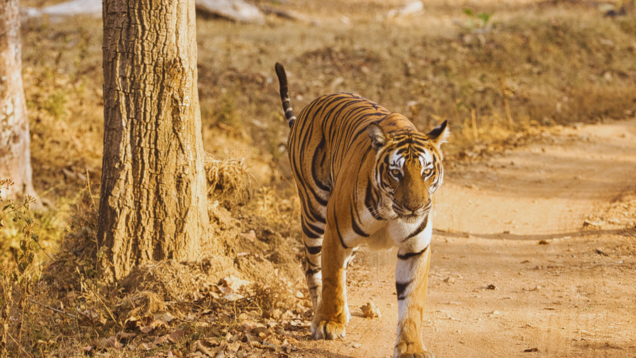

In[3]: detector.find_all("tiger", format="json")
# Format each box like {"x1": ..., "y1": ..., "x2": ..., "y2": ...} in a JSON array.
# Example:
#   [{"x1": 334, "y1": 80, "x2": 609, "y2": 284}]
[{"x1": 275, "y1": 62, "x2": 448, "y2": 358}]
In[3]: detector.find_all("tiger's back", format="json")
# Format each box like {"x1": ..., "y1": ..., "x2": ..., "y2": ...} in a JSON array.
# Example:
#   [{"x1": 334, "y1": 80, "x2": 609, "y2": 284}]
[
  {"x1": 276, "y1": 63, "x2": 447, "y2": 358},
  {"x1": 288, "y1": 92, "x2": 393, "y2": 224}
]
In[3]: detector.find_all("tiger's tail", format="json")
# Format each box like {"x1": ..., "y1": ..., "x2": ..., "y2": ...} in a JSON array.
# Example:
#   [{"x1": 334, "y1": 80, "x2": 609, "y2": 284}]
[{"x1": 275, "y1": 62, "x2": 297, "y2": 128}]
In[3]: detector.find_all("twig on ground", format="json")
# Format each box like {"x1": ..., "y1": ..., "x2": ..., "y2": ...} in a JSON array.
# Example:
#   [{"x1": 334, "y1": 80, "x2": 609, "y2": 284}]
[
  {"x1": 28, "y1": 298, "x2": 79, "y2": 319},
  {"x1": 7, "y1": 331, "x2": 33, "y2": 358}
]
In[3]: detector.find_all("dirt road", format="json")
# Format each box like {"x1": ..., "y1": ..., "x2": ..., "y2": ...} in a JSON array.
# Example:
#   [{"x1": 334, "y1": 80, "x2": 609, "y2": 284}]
[{"x1": 299, "y1": 119, "x2": 636, "y2": 358}]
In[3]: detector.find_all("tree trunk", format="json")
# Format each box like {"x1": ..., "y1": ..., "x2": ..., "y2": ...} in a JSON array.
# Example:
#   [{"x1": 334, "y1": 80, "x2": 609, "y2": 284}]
[
  {"x1": 98, "y1": 0, "x2": 210, "y2": 282},
  {"x1": 0, "y1": 0, "x2": 37, "y2": 201}
]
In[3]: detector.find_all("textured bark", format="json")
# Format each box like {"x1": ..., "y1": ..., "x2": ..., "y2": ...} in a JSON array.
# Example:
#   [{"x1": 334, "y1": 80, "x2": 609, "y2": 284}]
[
  {"x1": 0, "y1": 0, "x2": 37, "y2": 200},
  {"x1": 98, "y1": 0, "x2": 210, "y2": 282}
]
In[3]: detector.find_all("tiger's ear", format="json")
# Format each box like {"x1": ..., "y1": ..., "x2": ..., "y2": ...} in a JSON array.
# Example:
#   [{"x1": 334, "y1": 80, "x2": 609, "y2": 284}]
[
  {"x1": 367, "y1": 123, "x2": 388, "y2": 150},
  {"x1": 427, "y1": 120, "x2": 450, "y2": 149}
]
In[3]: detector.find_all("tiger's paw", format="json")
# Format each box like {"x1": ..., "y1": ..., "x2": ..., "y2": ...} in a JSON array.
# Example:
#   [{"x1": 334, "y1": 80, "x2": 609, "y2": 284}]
[
  {"x1": 311, "y1": 320, "x2": 346, "y2": 340},
  {"x1": 394, "y1": 341, "x2": 434, "y2": 358}
]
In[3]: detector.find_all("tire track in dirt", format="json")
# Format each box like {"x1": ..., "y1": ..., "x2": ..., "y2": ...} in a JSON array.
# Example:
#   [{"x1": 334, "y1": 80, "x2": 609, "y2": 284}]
[{"x1": 300, "y1": 119, "x2": 636, "y2": 357}]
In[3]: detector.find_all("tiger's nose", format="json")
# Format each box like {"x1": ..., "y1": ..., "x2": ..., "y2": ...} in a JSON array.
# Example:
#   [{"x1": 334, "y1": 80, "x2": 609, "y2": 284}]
[{"x1": 405, "y1": 203, "x2": 423, "y2": 212}]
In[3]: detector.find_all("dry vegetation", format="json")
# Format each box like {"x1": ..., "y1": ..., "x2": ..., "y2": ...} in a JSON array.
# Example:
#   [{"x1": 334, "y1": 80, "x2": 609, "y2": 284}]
[{"x1": 2, "y1": 0, "x2": 636, "y2": 356}]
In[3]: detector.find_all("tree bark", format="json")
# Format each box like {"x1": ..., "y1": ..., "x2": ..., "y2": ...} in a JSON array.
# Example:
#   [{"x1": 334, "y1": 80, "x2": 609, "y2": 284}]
[
  {"x1": 98, "y1": 0, "x2": 210, "y2": 282},
  {"x1": 0, "y1": 0, "x2": 37, "y2": 201}
]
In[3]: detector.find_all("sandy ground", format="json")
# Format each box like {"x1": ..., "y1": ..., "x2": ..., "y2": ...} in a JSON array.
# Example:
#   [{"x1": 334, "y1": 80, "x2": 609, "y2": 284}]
[{"x1": 297, "y1": 119, "x2": 636, "y2": 357}]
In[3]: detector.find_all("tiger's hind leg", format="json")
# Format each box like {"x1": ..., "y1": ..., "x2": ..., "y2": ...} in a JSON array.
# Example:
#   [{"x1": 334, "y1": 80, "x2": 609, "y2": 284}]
[
  {"x1": 311, "y1": 225, "x2": 355, "y2": 340},
  {"x1": 300, "y1": 212, "x2": 326, "y2": 312},
  {"x1": 303, "y1": 232, "x2": 323, "y2": 311}
]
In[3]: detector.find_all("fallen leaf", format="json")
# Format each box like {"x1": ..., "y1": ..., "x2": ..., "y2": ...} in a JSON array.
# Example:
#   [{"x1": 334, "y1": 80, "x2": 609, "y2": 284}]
[
  {"x1": 195, "y1": 340, "x2": 216, "y2": 356},
  {"x1": 153, "y1": 312, "x2": 174, "y2": 323},
  {"x1": 92, "y1": 336, "x2": 122, "y2": 349},
  {"x1": 153, "y1": 335, "x2": 170, "y2": 346},
  {"x1": 168, "y1": 328, "x2": 184, "y2": 343},
  {"x1": 223, "y1": 293, "x2": 244, "y2": 301},
  {"x1": 139, "y1": 342, "x2": 154, "y2": 351},
  {"x1": 140, "y1": 318, "x2": 167, "y2": 334},
  {"x1": 118, "y1": 332, "x2": 136, "y2": 340}
]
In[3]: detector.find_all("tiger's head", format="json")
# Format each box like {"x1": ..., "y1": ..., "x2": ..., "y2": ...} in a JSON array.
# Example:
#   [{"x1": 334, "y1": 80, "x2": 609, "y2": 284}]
[{"x1": 367, "y1": 119, "x2": 449, "y2": 223}]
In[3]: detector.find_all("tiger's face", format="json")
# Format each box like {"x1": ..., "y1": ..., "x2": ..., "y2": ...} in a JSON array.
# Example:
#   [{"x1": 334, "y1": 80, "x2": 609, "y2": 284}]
[{"x1": 368, "y1": 120, "x2": 449, "y2": 223}]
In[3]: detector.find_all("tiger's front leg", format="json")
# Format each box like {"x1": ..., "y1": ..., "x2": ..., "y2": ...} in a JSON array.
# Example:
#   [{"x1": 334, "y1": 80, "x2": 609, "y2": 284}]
[
  {"x1": 394, "y1": 245, "x2": 434, "y2": 358},
  {"x1": 311, "y1": 226, "x2": 354, "y2": 340}
]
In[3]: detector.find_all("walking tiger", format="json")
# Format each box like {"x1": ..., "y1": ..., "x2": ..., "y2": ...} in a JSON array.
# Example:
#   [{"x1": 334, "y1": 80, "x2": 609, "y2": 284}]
[{"x1": 275, "y1": 62, "x2": 448, "y2": 358}]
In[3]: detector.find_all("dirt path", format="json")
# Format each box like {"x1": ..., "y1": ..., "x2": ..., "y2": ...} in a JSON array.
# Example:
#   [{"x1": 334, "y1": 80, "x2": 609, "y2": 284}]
[{"x1": 299, "y1": 119, "x2": 636, "y2": 358}]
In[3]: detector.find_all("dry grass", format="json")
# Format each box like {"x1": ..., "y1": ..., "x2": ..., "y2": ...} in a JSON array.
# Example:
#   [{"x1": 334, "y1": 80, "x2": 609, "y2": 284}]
[
  {"x1": 205, "y1": 155, "x2": 252, "y2": 210},
  {"x1": 1, "y1": 153, "x2": 305, "y2": 357}
]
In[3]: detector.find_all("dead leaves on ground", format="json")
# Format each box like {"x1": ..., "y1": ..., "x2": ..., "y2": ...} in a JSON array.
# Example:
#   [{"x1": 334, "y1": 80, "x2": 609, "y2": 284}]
[{"x1": 76, "y1": 273, "x2": 311, "y2": 357}]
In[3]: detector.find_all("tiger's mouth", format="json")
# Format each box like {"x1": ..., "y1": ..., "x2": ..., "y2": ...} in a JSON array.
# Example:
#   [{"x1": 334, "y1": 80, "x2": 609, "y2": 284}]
[{"x1": 392, "y1": 204, "x2": 431, "y2": 222}]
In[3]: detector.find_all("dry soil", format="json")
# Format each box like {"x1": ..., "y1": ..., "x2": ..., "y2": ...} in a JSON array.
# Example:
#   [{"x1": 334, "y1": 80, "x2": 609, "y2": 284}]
[{"x1": 298, "y1": 119, "x2": 636, "y2": 358}]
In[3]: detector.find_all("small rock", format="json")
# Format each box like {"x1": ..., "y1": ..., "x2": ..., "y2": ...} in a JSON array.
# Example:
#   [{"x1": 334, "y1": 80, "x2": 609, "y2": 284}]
[
  {"x1": 241, "y1": 230, "x2": 256, "y2": 242},
  {"x1": 583, "y1": 219, "x2": 603, "y2": 228},
  {"x1": 443, "y1": 277, "x2": 456, "y2": 284},
  {"x1": 486, "y1": 284, "x2": 498, "y2": 290},
  {"x1": 360, "y1": 302, "x2": 381, "y2": 319},
  {"x1": 538, "y1": 240, "x2": 549, "y2": 245}
]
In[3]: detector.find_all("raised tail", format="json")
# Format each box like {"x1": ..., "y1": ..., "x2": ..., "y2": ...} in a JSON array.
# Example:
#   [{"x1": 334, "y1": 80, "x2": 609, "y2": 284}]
[{"x1": 275, "y1": 62, "x2": 297, "y2": 128}]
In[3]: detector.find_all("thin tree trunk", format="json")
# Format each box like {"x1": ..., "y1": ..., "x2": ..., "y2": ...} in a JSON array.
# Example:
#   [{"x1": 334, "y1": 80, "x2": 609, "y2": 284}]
[
  {"x1": 98, "y1": 0, "x2": 210, "y2": 282},
  {"x1": 0, "y1": 0, "x2": 37, "y2": 201}
]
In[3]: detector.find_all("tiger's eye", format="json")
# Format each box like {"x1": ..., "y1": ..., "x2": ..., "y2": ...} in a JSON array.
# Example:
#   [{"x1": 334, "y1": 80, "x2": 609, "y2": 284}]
[
  {"x1": 390, "y1": 169, "x2": 401, "y2": 177},
  {"x1": 423, "y1": 168, "x2": 433, "y2": 176}
]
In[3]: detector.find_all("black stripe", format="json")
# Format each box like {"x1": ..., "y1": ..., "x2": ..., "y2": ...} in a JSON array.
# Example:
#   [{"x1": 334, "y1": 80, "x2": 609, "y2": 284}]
[
  {"x1": 350, "y1": 204, "x2": 369, "y2": 237},
  {"x1": 396, "y1": 281, "x2": 410, "y2": 300},
  {"x1": 397, "y1": 245, "x2": 429, "y2": 260},
  {"x1": 364, "y1": 178, "x2": 386, "y2": 220},
  {"x1": 403, "y1": 215, "x2": 429, "y2": 242},
  {"x1": 305, "y1": 243, "x2": 322, "y2": 255},
  {"x1": 306, "y1": 259, "x2": 319, "y2": 268},
  {"x1": 305, "y1": 267, "x2": 321, "y2": 275},
  {"x1": 333, "y1": 212, "x2": 349, "y2": 249},
  {"x1": 312, "y1": 137, "x2": 331, "y2": 192},
  {"x1": 302, "y1": 220, "x2": 323, "y2": 239}
]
